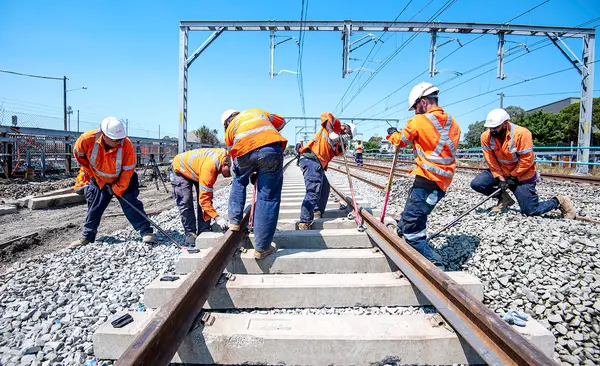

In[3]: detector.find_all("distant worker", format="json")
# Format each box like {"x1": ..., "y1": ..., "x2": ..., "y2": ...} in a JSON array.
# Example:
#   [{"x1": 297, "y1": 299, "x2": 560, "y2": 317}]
[
  {"x1": 171, "y1": 148, "x2": 231, "y2": 246},
  {"x1": 73, "y1": 167, "x2": 90, "y2": 195},
  {"x1": 470, "y1": 108, "x2": 576, "y2": 218},
  {"x1": 386, "y1": 82, "x2": 460, "y2": 270},
  {"x1": 69, "y1": 117, "x2": 154, "y2": 248},
  {"x1": 355, "y1": 140, "x2": 364, "y2": 166},
  {"x1": 295, "y1": 140, "x2": 304, "y2": 166},
  {"x1": 298, "y1": 112, "x2": 356, "y2": 229},
  {"x1": 222, "y1": 108, "x2": 287, "y2": 259}
]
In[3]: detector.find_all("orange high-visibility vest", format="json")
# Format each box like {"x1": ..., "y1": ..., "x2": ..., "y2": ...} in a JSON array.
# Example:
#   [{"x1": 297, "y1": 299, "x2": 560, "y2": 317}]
[
  {"x1": 73, "y1": 167, "x2": 90, "y2": 191},
  {"x1": 225, "y1": 108, "x2": 287, "y2": 159},
  {"x1": 300, "y1": 112, "x2": 344, "y2": 169},
  {"x1": 386, "y1": 106, "x2": 460, "y2": 191},
  {"x1": 481, "y1": 123, "x2": 536, "y2": 181},
  {"x1": 73, "y1": 129, "x2": 137, "y2": 196},
  {"x1": 172, "y1": 148, "x2": 228, "y2": 220}
]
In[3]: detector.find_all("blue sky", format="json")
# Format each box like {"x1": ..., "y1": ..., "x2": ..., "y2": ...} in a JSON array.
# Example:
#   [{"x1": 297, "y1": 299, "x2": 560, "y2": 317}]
[{"x1": 1, "y1": 0, "x2": 599, "y2": 143}]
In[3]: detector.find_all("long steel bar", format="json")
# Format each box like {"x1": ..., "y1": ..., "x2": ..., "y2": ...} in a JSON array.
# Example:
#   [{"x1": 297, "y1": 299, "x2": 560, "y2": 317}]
[
  {"x1": 181, "y1": 20, "x2": 594, "y2": 37},
  {"x1": 328, "y1": 183, "x2": 557, "y2": 365}
]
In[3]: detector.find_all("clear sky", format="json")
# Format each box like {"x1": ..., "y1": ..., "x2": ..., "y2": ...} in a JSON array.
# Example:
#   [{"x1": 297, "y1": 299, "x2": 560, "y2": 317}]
[{"x1": 1, "y1": 0, "x2": 599, "y2": 143}]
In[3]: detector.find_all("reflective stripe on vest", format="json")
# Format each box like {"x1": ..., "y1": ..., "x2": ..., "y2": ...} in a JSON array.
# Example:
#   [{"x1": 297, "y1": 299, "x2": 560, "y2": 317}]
[
  {"x1": 233, "y1": 112, "x2": 267, "y2": 135},
  {"x1": 403, "y1": 228, "x2": 427, "y2": 241},
  {"x1": 89, "y1": 132, "x2": 123, "y2": 178},
  {"x1": 198, "y1": 184, "x2": 213, "y2": 193},
  {"x1": 311, "y1": 129, "x2": 336, "y2": 151},
  {"x1": 233, "y1": 124, "x2": 278, "y2": 145},
  {"x1": 414, "y1": 114, "x2": 456, "y2": 177},
  {"x1": 491, "y1": 123, "x2": 519, "y2": 164},
  {"x1": 179, "y1": 149, "x2": 221, "y2": 181}
]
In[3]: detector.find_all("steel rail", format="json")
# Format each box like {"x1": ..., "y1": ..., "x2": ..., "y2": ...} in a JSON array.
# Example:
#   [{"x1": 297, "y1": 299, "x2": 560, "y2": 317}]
[
  {"x1": 327, "y1": 164, "x2": 385, "y2": 190},
  {"x1": 329, "y1": 183, "x2": 557, "y2": 366},
  {"x1": 117, "y1": 159, "x2": 294, "y2": 365}
]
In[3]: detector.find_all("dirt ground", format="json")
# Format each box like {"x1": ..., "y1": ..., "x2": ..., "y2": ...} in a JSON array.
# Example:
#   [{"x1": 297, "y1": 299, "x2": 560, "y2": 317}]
[{"x1": 0, "y1": 170, "x2": 232, "y2": 273}]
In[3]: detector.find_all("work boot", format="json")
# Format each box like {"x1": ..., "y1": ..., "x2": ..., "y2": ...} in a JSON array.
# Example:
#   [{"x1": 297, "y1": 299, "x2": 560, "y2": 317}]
[
  {"x1": 142, "y1": 232, "x2": 155, "y2": 244},
  {"x1": 254, "y1": 244, "x2": 277, "y2": 260},
  {"x1": 69, "y1": 238, "x2": 90, "y2": 249},
  {"x1": 491, "y1": 192, "x2": 515, "y2": 213},
  {"x1": 298, "y1": 222, "x2": 312, "y2": 230},
  {"x1": 185, "y1": 233, "x2": 197, "y2": 246},
  {"x1": 229, "y1": 223, "x2": 241, "y2": 232},
  {"x1": 556, "y1": 195, "x2": 576, "y2": 219},
  {"x1": 313, "y1": 211, "x2": 322, "y2": 219}
]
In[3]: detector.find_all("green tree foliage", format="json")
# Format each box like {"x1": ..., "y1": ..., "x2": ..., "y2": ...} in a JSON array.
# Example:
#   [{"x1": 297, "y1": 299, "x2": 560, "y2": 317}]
[
  {"x1": 363, "y1": 140, "x2": 381, "y2": 151},
  {"x1": 192, "y1": 125, "x2": 220, "y2": 145},
  {"x1": 556, "y1": 98, "x2": 600, "y2": 145},
  {"x1": 504, "y1": 105, "x2": 526, "y2": 122},
  {"x1": 464, "y1": 120, "x2": 486, "y2": 147},
  {"x1": 368, "y1": 135, "x2": 383, "y2": 144},
  {"x1": 518, "y1": 111, "x2": 565, "y2": 145}
]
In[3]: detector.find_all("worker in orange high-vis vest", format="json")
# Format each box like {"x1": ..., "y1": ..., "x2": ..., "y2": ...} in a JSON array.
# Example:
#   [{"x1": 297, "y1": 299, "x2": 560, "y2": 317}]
[
  {"x1": 298, "y1": 112, "x2": 356, "y2": 229},
  {"x1": 386, "y1": 82, "x2": 460, "y2": 270},
  {"x1": 470, "y1": 108, "x2": 576, "y2": 218},
  {"x1": 355, "y1": 140, "x2": 364, "y2": 166},
  {"x1": 69, "y1": 117, "x2": 154, "y2": 248},
  {"x1": 222, "y1": 108, "x2": 287, "y2": 260},
  {"x1": 73, "y1": 167, "x2": 90, "y2": 195},
  {"x1": 171, "y1": 148, "x2": 231, "y2": 246}
]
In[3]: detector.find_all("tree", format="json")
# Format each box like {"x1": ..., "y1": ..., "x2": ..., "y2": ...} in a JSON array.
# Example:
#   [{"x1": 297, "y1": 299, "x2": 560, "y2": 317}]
[
  {"x1": 519, "y1": 111, "x2": 565, "y2": 145},
  {"x1": 368, "y1": 135, "x2": 382, "y2": 144},
  {"x1": 363, "y1": 140, "x2": 381, "y2": 151},
  {"x1": 557, "y1": 98, "x2": 600, "y2": 145},
  {"x1": 191, "y1": 125, "x2": 220, "y2": 145},
  {"x1": 505, "y1": 106, "x2": 526, "y2": 122},
  {"x1": 464, "y1": 120, "x2": 486, "y2": 147}
]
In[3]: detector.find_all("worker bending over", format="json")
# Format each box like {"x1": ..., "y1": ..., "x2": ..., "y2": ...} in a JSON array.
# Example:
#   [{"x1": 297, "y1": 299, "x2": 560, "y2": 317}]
[
  {"x1": 70, "y1": 117, "x2": 154, "y2": 248},
  {"x1": 171, "y1": 148, "x2": 231, "y2": 246},
  {"x1": 295, "y1": 140, "x2": 304, "y2": 166},
  {"x1": 298, "y1": 112, "x2": 356, "y2": 229},
  {"x1": 470, "y1": 108, "x2": 576, "y2": 218},
  {"x1": 222, "y1": 108, "x2": 287, "y2": 259},
  {"x1": 355, "y1": 140, "x2": 364, "y2": 166},
  {"x1": 386, "y1": 82, "x2": 460, "y2": 270}
]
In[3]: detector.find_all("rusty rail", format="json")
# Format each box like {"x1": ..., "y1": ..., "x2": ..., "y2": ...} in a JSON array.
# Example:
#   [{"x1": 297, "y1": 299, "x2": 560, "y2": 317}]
[
  {"x1": 329, "y1": 183, "x2": 558, "y2": 366},
  {"x1": 327, "y1": 165, "x2": 385, "y2": 190},
  {"x1": 117, "y1": 158, "x2": 293, "y2": 365}
]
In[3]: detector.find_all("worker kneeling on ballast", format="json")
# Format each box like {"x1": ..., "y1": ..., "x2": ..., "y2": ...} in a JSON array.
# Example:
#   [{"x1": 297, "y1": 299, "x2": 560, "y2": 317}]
[
  {"x1": 470, "y1": 108, "x2": 576, "y2": 218},
  {"x1": 171, "y1": 148, "x2": 231, "y2": 246},
  {"x1": 222, "y1": 108, "x2": 287, "y2": 260},
  {"x1": 298, "y1": 112, "x2": 356, "y2": 230},
  {"x1": 386, "y1": 82, "x2": 460, "y2": 270},
  {"x1": 69, "y1": 117, "x2": 154, "y2": 248}
]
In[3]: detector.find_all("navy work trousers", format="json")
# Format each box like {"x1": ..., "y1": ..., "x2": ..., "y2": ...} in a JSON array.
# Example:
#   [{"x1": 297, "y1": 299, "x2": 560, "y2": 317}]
[
  {"x1": 470, "y1": 169, "x2": 558, "y2": 216},
  {"x1": 355, "y1": 153, "x2": 363, "y2": 166},
  {"x1": 397, "y1": 182, "x2": 446, "y2": 266},
  {"x1": 83, "y1": 172, "x2": 152, "y2": 242},
  {"x1": 299, "y1": 157, "x2": 330, "y2": 223},
  {"x1": 228, "y1": 142, "x2": 283, "y2": 252},
  {"x1": 171, "y1": 173, "x2": 210, "y2": 235}
]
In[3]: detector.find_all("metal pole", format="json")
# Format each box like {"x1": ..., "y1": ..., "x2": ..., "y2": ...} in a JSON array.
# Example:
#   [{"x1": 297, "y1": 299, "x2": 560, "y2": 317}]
[
  {"x1": 270, "y1": 30, "x2": 275, "y2": 79},
  {"x1": 429, "y1": 31, "x2": 437, "y2": 77},
  {"x1": 178, "y1": 26, "x2": 189, "y2": 154},
  {"x1": 498, "y1": 92, "x2": 504, "y2": 108},
  {"x1": 63, "y1": 77, "x2": 67, "y2": 131},
  {"x1": 576, "y1": 33, "x2": 595, "y2": 174},
  {"x1": 497, "y1": 33, "x2": 505, "y2": 80}
]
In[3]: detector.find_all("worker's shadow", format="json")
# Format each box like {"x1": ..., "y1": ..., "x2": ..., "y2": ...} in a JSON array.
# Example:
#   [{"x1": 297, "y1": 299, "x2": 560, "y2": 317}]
[{"x1": 432, "y1": 234, "x2": 480, "y2": 271}]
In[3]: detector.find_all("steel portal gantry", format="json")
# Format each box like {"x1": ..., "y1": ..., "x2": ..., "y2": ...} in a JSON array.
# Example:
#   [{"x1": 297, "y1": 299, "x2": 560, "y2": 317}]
[{"x1": 178, "y1": 20, "x2": 595, "y2": 172}]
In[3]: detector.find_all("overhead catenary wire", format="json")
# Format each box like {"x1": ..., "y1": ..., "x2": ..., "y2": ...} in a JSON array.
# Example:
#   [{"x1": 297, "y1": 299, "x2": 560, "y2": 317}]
[
  {"x1": 0, "y1": 69, "x2": 63, "y2": 80},
  {"x1": 296, "y1": 0, "x2": 309, "y2": 117}
]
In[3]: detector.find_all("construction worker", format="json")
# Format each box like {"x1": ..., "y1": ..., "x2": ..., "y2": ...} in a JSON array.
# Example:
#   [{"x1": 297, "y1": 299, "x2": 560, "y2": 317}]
[
  {"x1": 73, "y1": 167, "x2": 90, "y2": 195},
  {"x1": 295, "y1": 140, "x2": 304, "y2": 166},
  {"x1": 222, "y1": 108, "x2": 287, "y2": 259},
  {"x1": 171, "y1": 148, "x2": 231, "y2": 246},
  {"x1": 69, "y1": 117, "x2": 154, "y2": 248},
  {"x1": 386, "y1": 82, "x2": 460, "y2": 270},
  {"x1": 470, "y1": 108, "x2": 576, "y2": 218},
  {"x1": 355, "y1": 140, "x2": 364, "y2": 166},
  {"x1": 298, "y1": 112, "x2": 356, "y2": 229}
]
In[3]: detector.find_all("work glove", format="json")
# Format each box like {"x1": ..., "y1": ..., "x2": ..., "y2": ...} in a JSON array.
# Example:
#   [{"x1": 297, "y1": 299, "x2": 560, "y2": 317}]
[
  {"x1": 507, "y1": 176, "x2": 519, "y2": 190},
  {"x1": 250, "y1": 172, "x2": 257, "y2": 185},
  {"x1": 497, "y1": 179, "x2": 508, "y2": 193},
  {"x1": 387, "y1": 127, "x2": 398, "y2": 135},
  {"x1": 105, "y1": 184, "x2": 114, "y2": 196},
  {"x1": 215, "y1": 216, "x2": 228, "y2": 231},
  {"x1": 329, "y1": 132, "x2": 340, "y2": 143}
]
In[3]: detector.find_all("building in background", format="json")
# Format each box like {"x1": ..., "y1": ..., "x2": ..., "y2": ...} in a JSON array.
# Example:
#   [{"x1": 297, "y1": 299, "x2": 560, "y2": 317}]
[{"x1": 526, "y1": 97, "x2": 580, "y2": 114}]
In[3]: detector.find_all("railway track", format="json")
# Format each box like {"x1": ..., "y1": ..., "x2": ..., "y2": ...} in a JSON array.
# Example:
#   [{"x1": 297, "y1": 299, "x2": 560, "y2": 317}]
[{"x1": 91, "y1": 159, "x2": 556, "y2": 365}]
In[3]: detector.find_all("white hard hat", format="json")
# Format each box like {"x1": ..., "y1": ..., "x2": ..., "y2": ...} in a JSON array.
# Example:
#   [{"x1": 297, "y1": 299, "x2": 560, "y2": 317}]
[
  {"x1": 408, "y1": 82, "x2": 439, "y2": 111},
  {"x1": 100, "y1": 117, "x2": 126, "y2": 140},
  {"x1": 221, "y1": 110, "x2": 239, "y2": 126},
  {"x1": 484, "y1": 108, "x2": 511, "y2": 128},
  {"x1": 345, "y1": 122, "x2": 357, "y2": 138}
]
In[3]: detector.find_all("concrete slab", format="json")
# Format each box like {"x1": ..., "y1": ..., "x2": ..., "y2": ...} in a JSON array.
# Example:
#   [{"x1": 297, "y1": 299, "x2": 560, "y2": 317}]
[
  {"x1": 36, "y1": 187, "x2": 74, "y2": 197},
  {"x1": 277, "y1": 200, "x2": 369, "y2": 210},
  {"x1": 175, "y1": 248, "x2": 394, "y2": 275},
  {"x1": 194, "y1": 232, "x2": 225, "y2": 249},
  {"x1": 0, "y1": 205, "x2": 17, "y2": 216},
  {"x1": 143, "y1": 271, "x2": 483, "y2": 309},
  {"x1": 276, "y1": 217, "x2": 358, "y2": 230},
  {"x1": 277, "y1": 208, "x2": 348, "y2": 220},
  {"x1": 251, "y1": 229, "x2": 374, "y2": 249},
  {"x1": 28, "y1": 193, "x2": 85, "y2": 209},
  {"x1": 93, "y1": 313, "x2": 554, "y2": 364}
]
